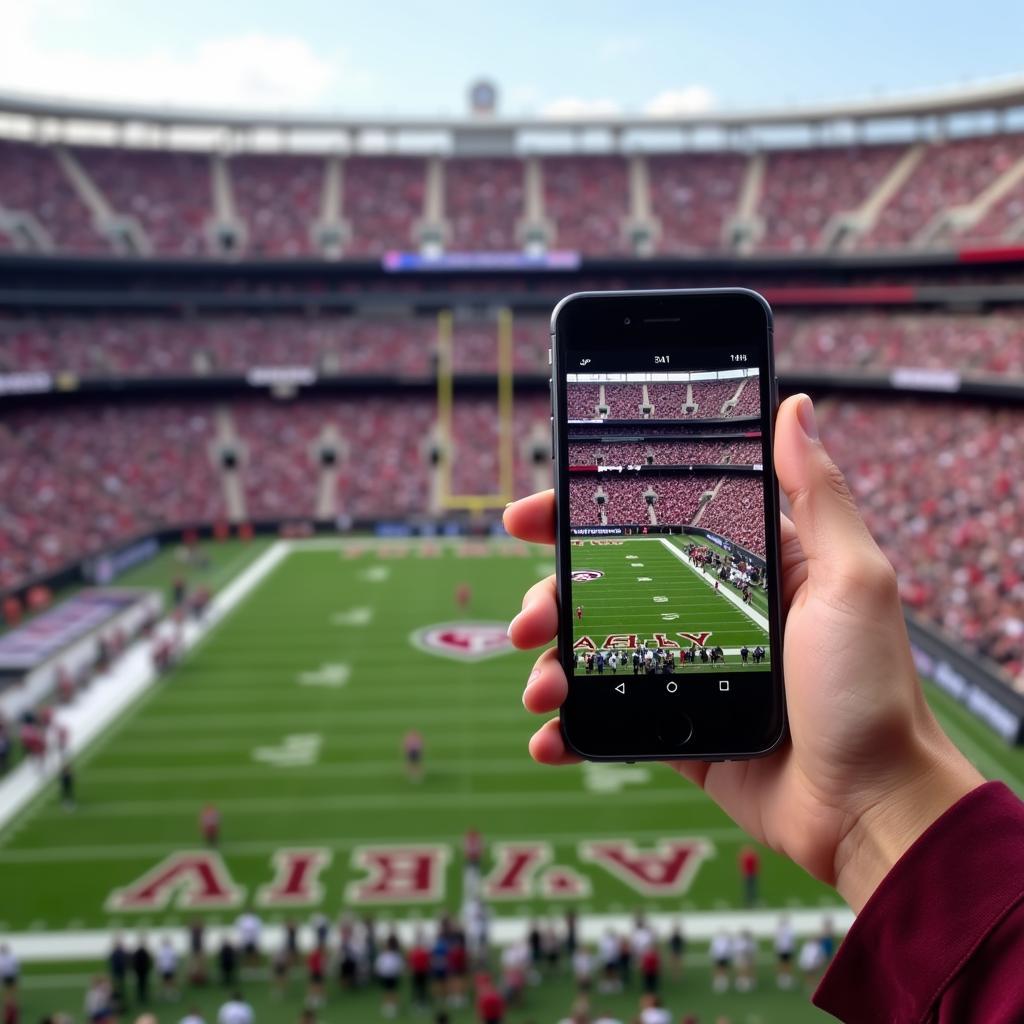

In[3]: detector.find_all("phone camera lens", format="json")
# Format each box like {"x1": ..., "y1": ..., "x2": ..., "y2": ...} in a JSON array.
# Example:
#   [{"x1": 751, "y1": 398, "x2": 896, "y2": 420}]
[{"x1": 624, "y1": 317, "x2": 631, "y2": 326}]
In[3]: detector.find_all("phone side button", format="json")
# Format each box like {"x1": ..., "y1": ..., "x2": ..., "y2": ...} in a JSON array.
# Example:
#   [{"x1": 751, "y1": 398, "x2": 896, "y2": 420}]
[
  {"x1": 550, "y1": 416, "x2": 555, "y2": 460},
  {"x1": 657, "y1": 715, "x2": 694, "y2": 749}
]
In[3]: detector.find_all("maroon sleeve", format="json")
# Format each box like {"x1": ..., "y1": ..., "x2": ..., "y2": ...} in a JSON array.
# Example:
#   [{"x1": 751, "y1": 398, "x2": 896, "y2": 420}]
[{"x1": 813, "y1": 781, "x2": 1024, "y2": 1023}]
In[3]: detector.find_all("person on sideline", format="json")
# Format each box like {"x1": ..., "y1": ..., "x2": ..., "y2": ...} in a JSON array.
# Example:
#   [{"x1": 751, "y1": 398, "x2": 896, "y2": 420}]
[{"x1": 504, "y1": 394, "x2": 1024, "y2": 1023}]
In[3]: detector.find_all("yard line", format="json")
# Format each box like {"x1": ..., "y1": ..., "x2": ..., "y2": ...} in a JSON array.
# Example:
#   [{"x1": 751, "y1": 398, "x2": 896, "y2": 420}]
[
  {"x1": 38, "y1": 787, "x2": 708, "y2": 819},
  {"x1": 83, "y1": 757, "x2": 554, "y2": 783},
  {"x1": 0, "y1": 825, "x2": 749, "y2": 863},
  {"x1": 659, "y1": 537, "x2": 769, "y2": 632},
  {"x1": 132, "y1": 707, "x2": 531, "y2": 730}
]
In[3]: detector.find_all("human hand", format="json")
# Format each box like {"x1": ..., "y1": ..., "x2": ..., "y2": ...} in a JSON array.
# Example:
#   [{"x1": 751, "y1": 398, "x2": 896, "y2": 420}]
[{"x1": 504, "y1": 394, "x2": 983, "y2": 911}]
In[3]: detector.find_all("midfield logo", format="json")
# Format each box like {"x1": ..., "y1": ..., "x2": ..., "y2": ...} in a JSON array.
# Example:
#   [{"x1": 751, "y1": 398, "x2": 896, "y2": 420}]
[
  {"x1": 570, "y1": 569, "x2": 604, "y2": 582},
  {"x1": 410, "y1": 621, "x2": 515, "y2": 662}
]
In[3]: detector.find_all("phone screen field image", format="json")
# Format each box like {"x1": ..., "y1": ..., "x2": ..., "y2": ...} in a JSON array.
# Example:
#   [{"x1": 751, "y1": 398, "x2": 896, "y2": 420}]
[{"x1": 566, "y1": 366, "x2": 771, "y2": 677}]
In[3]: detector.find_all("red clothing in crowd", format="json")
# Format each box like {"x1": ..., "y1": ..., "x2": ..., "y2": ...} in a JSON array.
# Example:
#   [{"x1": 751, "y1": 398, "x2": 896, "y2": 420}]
[
  {"x1": 477, "y1": 987, "x2": 505, "y2": 1023},
  {"x1": 408, "y1": 945, "x2": 430, "y2": 974},
  {"x1": 814, "y1": 782, "x2": 1024, "y2": 1022}
]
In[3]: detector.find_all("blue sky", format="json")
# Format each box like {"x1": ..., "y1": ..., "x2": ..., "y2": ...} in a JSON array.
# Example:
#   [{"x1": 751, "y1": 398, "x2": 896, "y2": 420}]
[{"x1": 3, "y1": 0, "x2": 1023, "y2": 115}]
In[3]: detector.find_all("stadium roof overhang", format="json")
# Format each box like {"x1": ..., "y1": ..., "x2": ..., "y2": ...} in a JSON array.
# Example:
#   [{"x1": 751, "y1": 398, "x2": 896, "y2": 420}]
[{"x1": 2, "y1": 74, "x2": 1024, "y2": 141}]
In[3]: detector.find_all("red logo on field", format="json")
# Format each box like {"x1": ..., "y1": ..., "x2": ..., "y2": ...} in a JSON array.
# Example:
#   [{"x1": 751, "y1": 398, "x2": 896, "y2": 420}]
[
  {"x1": 410, "y1": 621, "x2": 514, "y2": 662},
  {"x1": 580, "y1": 839, "x2": 713, "y2": 896},
  {"x1": 571, "y1": 570, "x2": 604, "y2": 582},
  {"x1": 106, "y1": 852, "x2": 244, "y2": 912},
  {"x1": 347, "y1": 845, "x2": 450, "y2": 904}
]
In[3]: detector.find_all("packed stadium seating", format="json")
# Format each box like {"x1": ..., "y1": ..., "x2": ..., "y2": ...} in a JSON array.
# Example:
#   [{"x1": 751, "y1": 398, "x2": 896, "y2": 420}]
[
  {"x1": 73, "y1": 145, "x2": 212, "y2": 256},
  {"x1": 597, "y1": 475, "x2": 657, "y2": 525},
  {"x1": 819, "y1": 399, "x2": 1024, "y2": 688},
  {"x1": 695, "y1": 477, "x2": 766, "y2": 556},
  {"x1": 6, "y1": 133, "x2": 1024, "y2": 257},
  {"x1": 230, "y1": 154, "x2": 325, "y2": 257},
  {"x1": 756, "y1": 144, "x2": 903, "y2": 251},
  {"x1": 568, "y1": 439, "x2": 762, "y2": 465},
  {"x1": 647, "y1": 153, "x2": 746, "y2": 253}
]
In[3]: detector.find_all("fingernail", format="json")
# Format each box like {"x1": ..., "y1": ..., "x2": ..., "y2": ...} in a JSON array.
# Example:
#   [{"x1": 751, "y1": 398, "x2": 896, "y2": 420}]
[
  {"x1": 505, "y1": 500, "x2": 515, "y2": 509},
  {"x1": 522, "y1": 668, "x2": 542, "y2": 707},
  {"x1": 507, "y1": 611, "x2": 522, "y2": 637},
  {"x1": 797, "y1": 395, "x2": 818, "y2": 441}
]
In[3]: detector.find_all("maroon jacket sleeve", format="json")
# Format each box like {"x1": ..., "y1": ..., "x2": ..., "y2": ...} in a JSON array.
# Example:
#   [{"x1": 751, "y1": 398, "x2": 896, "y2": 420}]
[{"x1": 813, "y1": 781, "x2": 1024, "y2": 1023}]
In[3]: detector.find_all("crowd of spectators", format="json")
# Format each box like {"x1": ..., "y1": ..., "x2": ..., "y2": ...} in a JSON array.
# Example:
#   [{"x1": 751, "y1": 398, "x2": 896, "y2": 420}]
[
  {"x1": 568, "y1": 440, "x2": 761, "y2": 466},
  {"x1": 542, "y1": 156, "x2": 630, "y2": 255},
  {"x1": 4, "y1": 310, "x2": 1024, "y2": 381},
  {"x1": 6, "y1": 135, "x2": 1024, "y2": 256},
  {"x1": 818, "y1": 398, "x2": 1024, "y2": 689},
  {"x1": 73, "y1": 146, "x2": 212, "y2": 257},
  {"x1": 647, "y1": 153, "x2": 746, "y2": 254},
  {"x1": 756, "y1": 145, "x2": 903, "y2": 251},
  {"x1": 861, "y1": 134, "x2": 1024, "y2": 249},
  {"x1": 694, "y1": 478, "x2": 766, "y2": 558},
  {"x1": 230, "y1": 155, "x2": 324, "y2": 258},
  {"x1": 648, "y1": 476, "x2": 718, "y2": 529}
]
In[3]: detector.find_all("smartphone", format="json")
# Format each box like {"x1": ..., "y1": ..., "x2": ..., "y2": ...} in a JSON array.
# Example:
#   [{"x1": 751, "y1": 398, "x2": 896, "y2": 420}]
[{"x1": 550, "y1": 288, "x2": 785, "y2": 761}]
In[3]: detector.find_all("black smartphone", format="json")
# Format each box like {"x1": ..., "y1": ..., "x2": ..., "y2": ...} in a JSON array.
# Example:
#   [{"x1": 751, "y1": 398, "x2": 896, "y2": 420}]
[{"x1": 550, "y1": 288, "x2": 785, "y2": 761}]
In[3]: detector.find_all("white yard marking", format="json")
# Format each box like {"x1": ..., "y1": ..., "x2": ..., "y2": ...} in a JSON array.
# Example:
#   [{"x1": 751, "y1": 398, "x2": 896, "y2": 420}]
[
  {"x1": 330, "y1": 607, "x2": 373, "y2": 626},
  {"x1": 632, "y1": 563, "x2": 644, "y2": 568},
  {"x1": 653, "y1": 596, "x2": 669, "y2": 603},
  {"x1": 658, "y1": 538, "x2": 769, "y2": 632},
  {"x1": 582, "y1": 762, "x2": 652, "y2": 794},
  {"x1": 296, "y1": 663, "x2": 350, "y2": 688},
  {"x1": 251, "y1": 734, "x2": 323, "y2": 768},
  {"x1": 637, "y1": 576, "x2": 652, "y2": 582},
  {"x1": 360, "y1": 566, "x2": 390, "y2": 582},
  {"x1": 660, "y1": 613, "x2": 680, "y2": 621}
]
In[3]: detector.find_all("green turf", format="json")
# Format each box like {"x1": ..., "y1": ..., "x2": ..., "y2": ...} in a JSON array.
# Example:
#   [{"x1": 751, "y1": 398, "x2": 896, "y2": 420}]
[
  {"x1": 0, "y1": 538, "x2": 825, "y2": 932},
  {"x1": 2, "y1": 536, "x2": 1023, "y2": 1024},
  {"x1": 569, "y1": 537, "x2": 770, "y2": 670}
]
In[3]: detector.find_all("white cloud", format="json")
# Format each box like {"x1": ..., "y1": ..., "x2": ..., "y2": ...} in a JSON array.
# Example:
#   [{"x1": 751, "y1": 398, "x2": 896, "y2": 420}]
[
  {"x1": 644, "y1": 86, "x2": 716, "y2": 117},
  {"x1": 0, "y1": 4, "x2": 348, "y2": 112},
  {"x1": 540, "y1": 97, "x2": 623, "y2": 119}
]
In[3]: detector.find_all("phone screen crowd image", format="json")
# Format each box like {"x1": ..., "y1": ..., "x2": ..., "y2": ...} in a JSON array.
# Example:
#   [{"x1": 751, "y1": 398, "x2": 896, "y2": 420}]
[{"x1": 566, "y1": 365, "x2": 771, "y2": 680}]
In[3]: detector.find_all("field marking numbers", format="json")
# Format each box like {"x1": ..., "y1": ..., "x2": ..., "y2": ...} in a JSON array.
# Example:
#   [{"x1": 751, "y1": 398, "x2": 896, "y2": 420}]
[
  {"x1": 633, "y1": 563, "x2": 644, "y2": 568},
  {"x1": 252, "y1": 734, "x2": 323, "y2": 768},
  {"x1": 637, "y1": 576, "x2": 652, "y2": 582},
  {"x1": 660, "y1": 613, "x2": 679, "y2": 621},
  {"x1": 582, "y1": 762, "x2": 652, "y2": 794},
  {"x1": 360, "y1": 566, "x2": 390, "y2": 583},
  {"x1": 653, "y1": 596, "x2": 669, "y2": 603},
  {"x1": 331, "y1": 607, "x2": 373, "y2": 626},
  {"x1": 296, "y1": 663, "x2": 350, "y2": 688}
]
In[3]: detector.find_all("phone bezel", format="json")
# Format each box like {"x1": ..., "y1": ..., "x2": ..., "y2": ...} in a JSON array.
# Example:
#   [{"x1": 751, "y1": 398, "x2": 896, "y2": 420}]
[{"x1": 550, "y1": 288, "x2": 786, "y2": 762}]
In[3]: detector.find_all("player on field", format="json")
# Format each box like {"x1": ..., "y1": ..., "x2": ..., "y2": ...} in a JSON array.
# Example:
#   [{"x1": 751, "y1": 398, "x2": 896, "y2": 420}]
[
  {"x1": 774, "y1": 915, "x2": 796, "y2": 989},
  {"x1": 156, "y1": 937, "x2": 178, "y2": 1002},
  {"x1": 709, "y1": 929, "x2": 733, "y2": 993},
  {"x1": 608, "y1": 651, "x2": 618, "y2": 673},
  {"x1": 200, "y1": 804, "x2": 221, "y2": 847},
  {"x1": 740, "y1": 645, "x2": 749, "y2": 665},
  {"x1": 576, "y1": 605, "x2": 583, "y2": 622},
  {"x1": 404, "y1": 729, "x2": 425, "y2": 783},
  {"x1": 375, "y1": 934, "x2": 404, "y2": 1019},
  {"x1": 455, "y1": 582, "x2": 472, "y2": 609},
  {"x1": 734, "y1": 930, "x2": 757, "y2": 992}
]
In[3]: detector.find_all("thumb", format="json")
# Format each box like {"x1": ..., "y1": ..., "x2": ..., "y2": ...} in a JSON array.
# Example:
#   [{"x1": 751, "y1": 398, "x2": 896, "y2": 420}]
[{"x1": 773, "y1": 395, "x2": 884, "y2": 583}]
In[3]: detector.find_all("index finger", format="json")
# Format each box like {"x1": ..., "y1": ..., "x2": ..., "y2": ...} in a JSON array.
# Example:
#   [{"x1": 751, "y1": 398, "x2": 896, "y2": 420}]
[{"x1": 504, "y1": 490, "x2": 555, "y2": 546}]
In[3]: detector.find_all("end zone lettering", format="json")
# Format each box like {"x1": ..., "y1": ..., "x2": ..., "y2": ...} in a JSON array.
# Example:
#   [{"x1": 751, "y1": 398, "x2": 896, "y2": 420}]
[
  {"x1": 573, "y1": 631, "x2": 713, "y2": 650},
  {"x1": 106, "y1": 837, "x2": 713, "y2": 911}
]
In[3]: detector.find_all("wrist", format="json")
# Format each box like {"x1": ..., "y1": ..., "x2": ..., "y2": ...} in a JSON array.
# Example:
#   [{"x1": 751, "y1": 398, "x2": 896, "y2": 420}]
[{"x1": 833, "y1": 738, "x2": 984, "y2": 913}]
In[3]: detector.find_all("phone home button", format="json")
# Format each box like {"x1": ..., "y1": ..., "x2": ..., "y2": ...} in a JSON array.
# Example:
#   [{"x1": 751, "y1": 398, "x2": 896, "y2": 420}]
[{"x1": 657, "y1": 714, "x2": 694, "y2": 750}]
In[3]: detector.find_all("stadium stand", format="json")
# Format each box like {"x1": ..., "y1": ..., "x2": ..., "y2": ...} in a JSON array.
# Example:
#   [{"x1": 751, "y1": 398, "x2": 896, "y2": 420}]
[
  {"x1": 647, "y1": 153, "x2": 747, "y2": 254},
  {"x1": 819, "y1": 399, "x2": 1024, "y2": 689},
  {"x1": 568, "y1": 439, "x2": 762, "y2": 465},
  {"x1": 542, "y1": 156, "x2": 630, "y2": 254},
  {"x1": 342, "y1": 156, "x2": 426, "y2": 256},
  {"x1": 860, "y1": 134, "x2": 1024, "y2": 249},
  {"x1": 756, "y1": 144, "x2": 904, "y2": 251},
  {"x1": 445, "y1": 157, "x2": 524, "y2": 251},
  {"x1": 230, "y1": 154, "x2": 325, "y2": 257},
  {"x1": 695, "y1": 477, "x2": 767, "y2": 557},
  {"x1": 73, "y1": 145, "x2": 212, "y2": 256},
  {"x1": 0, "y1": 140, "x2": 105, "y2": 253}
]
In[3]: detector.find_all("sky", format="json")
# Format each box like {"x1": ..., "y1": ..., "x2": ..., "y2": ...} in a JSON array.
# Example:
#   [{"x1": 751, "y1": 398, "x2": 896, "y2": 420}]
[{"x1": 1, "y1": 0, "x2": 1023, "y2": 118}]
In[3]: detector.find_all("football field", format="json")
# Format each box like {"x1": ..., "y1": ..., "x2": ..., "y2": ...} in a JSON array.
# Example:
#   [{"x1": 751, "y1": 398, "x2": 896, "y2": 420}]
[
  {"x1": 0, "y1": 537, "x2": 1022, "y2": 958},
  {"x1": 570, "y1": 536, "x2": 770, "y2": 668}
]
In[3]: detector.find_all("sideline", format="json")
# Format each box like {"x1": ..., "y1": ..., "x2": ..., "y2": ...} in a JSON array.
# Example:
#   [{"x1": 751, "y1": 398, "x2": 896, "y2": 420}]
[
  {"x1": 658, "y1": 537, "x2": 770, "y2": 632},
  {"x1": 3, "y1": 907, "x2": 853, "y2": 963},
  {"x1": 0, "y1": 542, "x2": 292, "y2": 838}
]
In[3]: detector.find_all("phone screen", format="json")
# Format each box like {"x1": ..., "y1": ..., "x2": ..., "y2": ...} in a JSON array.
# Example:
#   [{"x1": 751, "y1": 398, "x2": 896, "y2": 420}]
[{"x1": 552, "y1": 290, "x2": 784, "y2": 760}]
